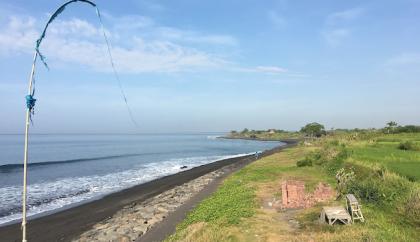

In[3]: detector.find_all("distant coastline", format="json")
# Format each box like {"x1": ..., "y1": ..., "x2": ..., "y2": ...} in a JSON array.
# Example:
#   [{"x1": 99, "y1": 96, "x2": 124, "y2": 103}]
[
  {"x1": 219, "y1": 136, "x2": 300, "y2": 145},
  {"x1": 220, "y1": 129, "x2": 303, "y2": 143}
]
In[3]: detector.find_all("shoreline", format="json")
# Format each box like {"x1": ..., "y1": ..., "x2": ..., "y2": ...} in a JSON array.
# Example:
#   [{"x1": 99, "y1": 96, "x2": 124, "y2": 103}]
[
  {"x1": 138, "y1": 139, "x2": 298, "y2": 242},
  {"x1": 219, "y1": 136, "x2": 301, "y2": 143},
  {"x1": 0, "y1": 139, "x2": 297, "y2": 242}
]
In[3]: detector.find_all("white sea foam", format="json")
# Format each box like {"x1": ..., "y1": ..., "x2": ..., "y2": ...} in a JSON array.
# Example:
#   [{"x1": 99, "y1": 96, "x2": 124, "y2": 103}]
[
  {"x1": 206, "y1": 135, "x2": 221, "y2": 140},
  {"x1": 0, "y1": 153, "x2": 251, "y2": 225}
]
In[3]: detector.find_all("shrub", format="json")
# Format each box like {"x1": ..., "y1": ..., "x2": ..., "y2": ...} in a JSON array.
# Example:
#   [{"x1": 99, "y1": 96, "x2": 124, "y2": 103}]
[
  {"x1": 404, "y1": 188, "x2": 420, "y2": 225},
  {"x1": 398, "y1": 141, "x2": 420, "y2": 151},
  {"x1": 328, "y1": 140, "x2": 340, "y2": 146},
  {"x1": 300, "y1": 122, "x2": 326, "y2": 137},
  {"x1": 297, "y1": 159, "x2": 312, "y2": 167},
  {"x1": 299, "y1": 144, "x2": 348, "y2": 174},
  {"x1": 347, "y1": 179, "x2": 383, "y2": 203},
  {"x1": 324, "y1": 158, "x2": 345, "y2": 176},
  {"x1": 344, "y1": 168, "x2": 411, "y2": 205},
  {"x1": 335, "y1": 168, "x2": 355, "y2": 197},
  {"x1": 322, "y1": 148, "x2": 348, "y2": 175}
]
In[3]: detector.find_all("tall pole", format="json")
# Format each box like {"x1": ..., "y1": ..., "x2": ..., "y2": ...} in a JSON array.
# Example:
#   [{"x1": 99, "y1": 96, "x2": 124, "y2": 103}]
[{"x1": 22, "y1": 51, "x2": 37, "y2": 242}]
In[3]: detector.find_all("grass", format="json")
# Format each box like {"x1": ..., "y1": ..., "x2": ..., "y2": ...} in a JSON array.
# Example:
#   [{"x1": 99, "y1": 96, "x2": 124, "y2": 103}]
[
  {"x1": 167, "y1": 132, "x2": 420, "y2": 242},
  {"x1": 348, "y1": 135, "x2": 420, "y2": 181},
  {"x1": 387, "y1": 161, "x2": 420, "y2": 181}
]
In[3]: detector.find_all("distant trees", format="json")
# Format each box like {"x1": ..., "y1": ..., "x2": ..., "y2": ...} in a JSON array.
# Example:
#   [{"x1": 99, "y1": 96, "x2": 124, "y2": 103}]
[
  {"x1": 232, "y1": 122, "x2": 420, "y2": 138},
  {"x1": 396, "y1": 125, "x2": 420, "y2": 133},
  {"x1": 382, "y1": 122, "x2": 420, "y2": 134},
  {"x1": 300, "y1": 122, "x2": 326, "y2": 138},
  {"x1": 385, "y1": 121, "x2": 398, "y2": 133}
]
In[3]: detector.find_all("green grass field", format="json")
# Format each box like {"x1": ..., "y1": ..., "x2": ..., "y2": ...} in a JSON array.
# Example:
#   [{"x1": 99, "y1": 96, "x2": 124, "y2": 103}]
[{"x1": 348, "y1": 134, "x2": 420, "y2": 181}]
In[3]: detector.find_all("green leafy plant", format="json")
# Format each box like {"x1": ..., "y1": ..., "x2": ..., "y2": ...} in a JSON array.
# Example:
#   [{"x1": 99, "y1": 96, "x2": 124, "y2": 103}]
[
  {"x1": 335, "y1": 167, "x2": 355, "y2": 197},
  {"x1": 300, "y1": 122, "x2": 326, "y2": 137},
  {"x1": 296, "y1": 159, "x2": 312, "y2": 167},
  {"x1": 398, "y1": 141, "x2": 420, "y2": 151}
]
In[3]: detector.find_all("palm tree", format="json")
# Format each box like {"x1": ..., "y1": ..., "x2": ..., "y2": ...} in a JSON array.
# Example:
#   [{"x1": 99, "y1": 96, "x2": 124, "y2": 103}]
[{"x1": 386, "y1": 121, "x2": 398, "y2": 133}]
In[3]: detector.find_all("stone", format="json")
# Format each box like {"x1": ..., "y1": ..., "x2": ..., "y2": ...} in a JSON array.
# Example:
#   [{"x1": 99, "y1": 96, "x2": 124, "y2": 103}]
[
  {"x1": 140, "y1": 210, "x2": 154, "y2": 219},
  {"x1": 133, "y1": 224, "x2": 148, "y2": 233},
  {"x1": 156, "y1": 206, "x2": 169, "y2": 214},
  {"x1": 118, "y1": 236, "x2": 131, "y2": 242},
  {"x1": 72, "y1": 169, "x2": 225, "y2": 242}
]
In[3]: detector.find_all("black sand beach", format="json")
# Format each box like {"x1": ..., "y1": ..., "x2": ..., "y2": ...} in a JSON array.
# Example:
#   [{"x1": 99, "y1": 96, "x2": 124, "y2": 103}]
[{"x1": 0, "y1": 140, "x2": 297, "y2": 242}]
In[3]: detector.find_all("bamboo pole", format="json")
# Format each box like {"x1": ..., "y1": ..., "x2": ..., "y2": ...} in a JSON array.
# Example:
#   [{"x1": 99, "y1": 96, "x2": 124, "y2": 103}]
[{"x1": 22, "y1": 51, "x2": 38, "y2": 242}]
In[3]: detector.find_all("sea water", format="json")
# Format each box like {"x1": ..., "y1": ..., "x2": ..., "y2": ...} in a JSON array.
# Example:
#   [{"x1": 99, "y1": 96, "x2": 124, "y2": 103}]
[{"x1": 0, "y1": 134, "x2": 281, "y2": 225}]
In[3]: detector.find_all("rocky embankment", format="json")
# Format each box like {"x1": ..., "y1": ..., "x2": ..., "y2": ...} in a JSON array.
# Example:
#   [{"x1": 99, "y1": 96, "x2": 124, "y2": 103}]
[{"x1": 73, "y1": 169, "x2": 225, "y2": 242}]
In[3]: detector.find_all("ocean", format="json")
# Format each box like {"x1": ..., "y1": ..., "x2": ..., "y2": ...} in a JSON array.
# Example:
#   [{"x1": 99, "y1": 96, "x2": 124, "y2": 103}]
[{"x1": 0, "y1": 134, "x2": 281, "y2": 225}]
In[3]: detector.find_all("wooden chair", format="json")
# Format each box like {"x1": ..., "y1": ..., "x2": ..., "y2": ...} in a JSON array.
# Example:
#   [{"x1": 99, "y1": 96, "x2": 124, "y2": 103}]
[{"x1": 346, "y1": 194, "x2": 365, "y2": 223}]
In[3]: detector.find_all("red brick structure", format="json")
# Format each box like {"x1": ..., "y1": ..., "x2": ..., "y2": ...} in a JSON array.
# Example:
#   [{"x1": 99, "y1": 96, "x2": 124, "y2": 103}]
[
  {"x1": 281, "y1": 180, "x2": 306, "y2": 208},
  {"x1": 281, "y1": 180, "x2": 335, "y2": 209}
]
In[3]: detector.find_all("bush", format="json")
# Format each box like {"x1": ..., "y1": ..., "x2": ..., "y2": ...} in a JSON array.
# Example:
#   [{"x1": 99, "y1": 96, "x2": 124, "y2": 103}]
[
  {"x1": 297, "y1": 159, "x2": 312, "y2": 167},
  {"x1": 395, "y1": 125, "x2": 420, "y2": 133},
  {"x1": 298, "y1": 144, "x2": 348, "y2": 174},
  {"x1": 398, "y1": 141, "x2": 420, "y2": 151},
  {"x1": 343, "y1": 168, "x2": 411, "y2": 205},
  {"x1": 328, "y1": 140, "x2": 340, "y2": 146},
  {"x1": 348, "y1": 180, "x2": 382, "y2": 203},
  {"x1": 336, "y1": 168, "x2": 355, "y2": 197},
  {"x1": 404, "y1": 188, "x2": 420, "y2": 225},
  {"x1": 300, "y1": 122, "x2": 326, "y2": 137},
  {"x1": 322, "y1": 147, "x2": 348, "y2": 175}
]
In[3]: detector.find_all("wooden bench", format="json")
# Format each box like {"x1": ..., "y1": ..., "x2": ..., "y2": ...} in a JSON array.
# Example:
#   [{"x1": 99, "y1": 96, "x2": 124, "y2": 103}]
[{"x1": 320, "y1": 206, "x2": 352, "y2": 225}]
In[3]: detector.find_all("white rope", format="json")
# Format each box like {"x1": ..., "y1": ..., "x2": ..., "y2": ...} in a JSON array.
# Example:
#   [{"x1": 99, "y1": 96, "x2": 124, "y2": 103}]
[{"x1": 95, "y1": 8, "x2": 139, "y2": 127}]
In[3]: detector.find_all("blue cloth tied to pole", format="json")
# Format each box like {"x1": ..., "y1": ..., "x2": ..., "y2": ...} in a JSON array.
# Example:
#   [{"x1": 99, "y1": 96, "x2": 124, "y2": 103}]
[{"x1": 25, "y1": 95, "x2": 36, "y2": 110}]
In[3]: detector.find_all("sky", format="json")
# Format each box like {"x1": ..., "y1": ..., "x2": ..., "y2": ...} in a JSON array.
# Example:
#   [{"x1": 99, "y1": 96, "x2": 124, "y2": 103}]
[{"x1": 0, "y1": 0, "x2": 419, "y2": 133}]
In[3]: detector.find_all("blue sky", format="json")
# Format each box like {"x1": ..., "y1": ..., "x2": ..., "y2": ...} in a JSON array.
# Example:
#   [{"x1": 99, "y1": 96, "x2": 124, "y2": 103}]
[{"x1": 0, "y1": 0, "x2": 419, "y2": 133}]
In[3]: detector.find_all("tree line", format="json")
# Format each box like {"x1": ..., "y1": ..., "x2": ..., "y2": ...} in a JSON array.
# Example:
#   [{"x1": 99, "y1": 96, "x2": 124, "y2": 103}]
[{"x1": 230, "y1": 121, "x2": 420, "y2": 138}]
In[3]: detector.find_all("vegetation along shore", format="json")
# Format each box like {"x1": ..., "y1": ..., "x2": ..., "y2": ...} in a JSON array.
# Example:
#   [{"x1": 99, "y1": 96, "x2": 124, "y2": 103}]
[{"x1": 167, "y1": 122, "x2": 420, "y2": 241}]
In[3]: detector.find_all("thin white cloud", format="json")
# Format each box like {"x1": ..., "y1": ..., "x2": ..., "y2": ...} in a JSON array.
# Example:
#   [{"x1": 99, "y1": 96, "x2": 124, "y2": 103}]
[
  {"x1": 0, "y1": 15, "x2": 38, "y2": 55},
  {"x1": 326, "y1": 8, "x2": 365, "y2": 26},
  {"x1": 0, "y1": 14, "x2": 232, "y2": 73},
  {"x1": 322, "y1": 28, "x2": 351, "y2": 47},
  {"x1": 0, "y1": 13, "x2": 298, "y2": 76},
  {"x1": 101, "y1": 13, "x2": 237, "y2": 46},
  {"x1": 102, "y1": 13, "x2": 155, "y2": 30},
  {"x1": 235, "y1": 65, "x2": 288, "y2": 75},
  {"x1": 322, "y1": 7, "x2": 364, "y2": 46},
  {"x1": 156, "y1": 27, "x2": 237, "y2": 46},
  {"x1": 255, "y1": 66, "x2": 288, "y2": 73}
]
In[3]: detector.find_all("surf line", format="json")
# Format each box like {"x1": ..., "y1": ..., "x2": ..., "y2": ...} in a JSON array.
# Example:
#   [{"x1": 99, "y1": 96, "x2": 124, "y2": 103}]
[{"x1": 21, "y1": 1, "x2": 139, "y2": 241}]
